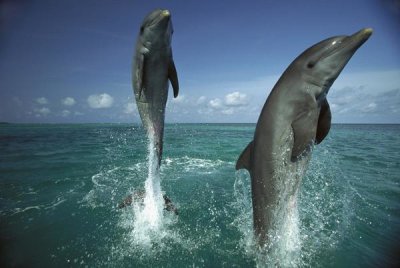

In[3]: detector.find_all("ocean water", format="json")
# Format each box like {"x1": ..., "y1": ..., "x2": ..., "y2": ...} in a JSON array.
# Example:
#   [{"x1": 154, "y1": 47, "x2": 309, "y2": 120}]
[{"x1": 0, "y1": 123, "x2": 399, "y2": 267}]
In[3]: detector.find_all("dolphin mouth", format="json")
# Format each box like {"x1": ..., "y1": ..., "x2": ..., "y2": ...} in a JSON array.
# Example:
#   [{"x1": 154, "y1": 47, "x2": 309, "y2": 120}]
[
  {"x1": 341, "y1": 28, "x2": 373, "y2": 51},
  {"x1": 335, "y1": 28, "x2": 373, "y2": 56},
  {"x1": 161, "y1": 10, "x2": 170, "y2": 17},
  {"x1": 319, "y1": 28, "x2": 373, "y2": 61},
  {"x1": 148, "y1": 9, "x2": 171, "y2": 27},
  {"x1": 348, "y1": 28, "x2": 373, "y2": 47},
  {"x1": 351, "y1": 28, "x2": 373, "y2": 41}
]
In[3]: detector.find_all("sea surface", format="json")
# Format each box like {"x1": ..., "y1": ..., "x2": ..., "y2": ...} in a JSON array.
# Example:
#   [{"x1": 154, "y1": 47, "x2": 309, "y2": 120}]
[{"x1": 0, "y1": 123, "x2": 399, "y2": 267}]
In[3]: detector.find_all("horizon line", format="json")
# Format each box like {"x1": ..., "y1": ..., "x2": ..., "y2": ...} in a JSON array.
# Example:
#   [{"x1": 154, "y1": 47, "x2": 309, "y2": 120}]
[{"x1": 1, "y1": 122, "x2": 400, "y2": 126}]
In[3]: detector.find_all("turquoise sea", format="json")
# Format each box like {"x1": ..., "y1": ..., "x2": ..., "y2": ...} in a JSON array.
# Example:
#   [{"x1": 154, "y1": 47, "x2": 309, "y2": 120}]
[{"x1": 1, "y1": 123, "x2": 399, "y2": 267}]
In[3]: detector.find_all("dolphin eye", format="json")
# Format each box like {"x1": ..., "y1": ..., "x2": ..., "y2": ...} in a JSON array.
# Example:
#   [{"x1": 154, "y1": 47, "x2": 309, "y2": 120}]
[
  {"x1": 140, "y1": 26, "x2": 144, "y2": 33},
  {"x1": 307, "y1": 62, "x2": 315, "y2": 69}
]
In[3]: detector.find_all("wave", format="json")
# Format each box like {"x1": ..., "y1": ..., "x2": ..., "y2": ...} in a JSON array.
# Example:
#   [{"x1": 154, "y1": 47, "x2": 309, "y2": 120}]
[
  {"x1": 81, "y1": 155, "x2": 231, "y2": 208},
  {"x1": 163, "y1": 156, "x2": 229, "y2": 174},
  {"x1": 9, "y1": 196, "x2": 67, "y2": 216}
]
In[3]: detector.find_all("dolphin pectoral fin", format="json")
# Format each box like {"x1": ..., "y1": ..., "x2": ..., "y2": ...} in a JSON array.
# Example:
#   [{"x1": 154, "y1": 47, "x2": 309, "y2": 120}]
[
  {"x1": 291, "y1": 112, "x2": 318, "y2": 161},
  {"x1": 134, "y1": 53, "x2": 146, "y2": 100},
  {"x1": 315, "y1": 99, "x2": 332, "y2": 144},
  {"x1": 236, "y1": 141, "x2": 253, "y2": 171},
  {"x1": 168, "y1": 59, "x2": 179, "y2": 98}
]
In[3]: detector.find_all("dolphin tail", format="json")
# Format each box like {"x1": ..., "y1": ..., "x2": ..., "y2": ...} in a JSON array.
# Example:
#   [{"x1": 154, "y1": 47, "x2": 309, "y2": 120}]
[
  {"x1": 163, "y1": 194, "x2": 178, "y2": 215},
  {"x1": 118, "y1": 194, "x2": 133, "y2": 209},
  {"x1": 118, "y1": 192, "x2": 178, "y2": 215}
]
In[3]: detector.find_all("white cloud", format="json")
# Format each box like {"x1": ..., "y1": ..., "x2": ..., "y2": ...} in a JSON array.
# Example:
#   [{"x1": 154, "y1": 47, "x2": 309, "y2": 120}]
[
  {"x1": 361, "y1": 102, "x2": 377, "y2": 113},
  {"x1": 36, "y1": 97, "x2": 48, "y2": 105},
  {"x1": 204, "y1": 92, "x2": 250, "y2": 116},
  {"x1": 61, "y1": 110, "x2": 71, "y2": 117},
  {"x1": 124, "y1": 102, "x2": 136, "y2": 114},
  {"x1": 62, "y1": 97, "x2": 76, "y2": 106},
  {"x1": 225, "y1": 91, "x2": 248, "y2": 106},
  {"x1": 197, "y1": 96, "x2": 206, "y2": 105},
  {"x1": 221, "y1": 108, "x2": 234, "y2": 115},
  {"x1": 87, "y1": 93, "x2": 114, "y2": 109},
  {"x1": 209, "y1": 98, "x2": 223, "y2": 109},
  {"x1": 34, "y1": 107, "x2": 50, "y2": 116}
]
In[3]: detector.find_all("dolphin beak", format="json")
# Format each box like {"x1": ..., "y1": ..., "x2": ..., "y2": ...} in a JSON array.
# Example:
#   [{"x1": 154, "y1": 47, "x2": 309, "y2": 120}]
[
  {"x1": 351, "y1": 28, "x2": 373, "y2": 43},
  {"x1": 161, "y1": 10, "x2": 170, "y2": 17}
]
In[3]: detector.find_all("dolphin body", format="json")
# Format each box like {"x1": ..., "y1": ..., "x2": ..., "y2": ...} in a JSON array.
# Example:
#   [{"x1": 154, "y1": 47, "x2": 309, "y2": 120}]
[
  {"x1": 132, "y1": 9, "x2": 179, "y2": 166},
  {"x1": 236, "y1": 28, "x2": 372, "y2": 246}
]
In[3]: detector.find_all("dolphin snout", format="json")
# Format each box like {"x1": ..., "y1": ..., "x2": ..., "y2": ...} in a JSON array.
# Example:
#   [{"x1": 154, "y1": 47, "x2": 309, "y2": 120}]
[
  {"x1": 161, "y1": 10, "x2": 170, "y2": 17},
  {"x1": 352, "y1": 28, "x2": 373, "y2": 41}
]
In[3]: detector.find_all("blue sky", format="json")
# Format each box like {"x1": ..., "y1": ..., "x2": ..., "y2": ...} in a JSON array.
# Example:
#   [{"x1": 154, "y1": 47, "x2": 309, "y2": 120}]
[{"x1": 1, "y1": 0, "x2": 399, "y2": 123}]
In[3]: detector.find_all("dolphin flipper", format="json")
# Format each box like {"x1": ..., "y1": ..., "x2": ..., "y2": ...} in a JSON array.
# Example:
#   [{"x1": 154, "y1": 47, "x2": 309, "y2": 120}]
[
  {"x1": 291, "y1": 111, "x2": 318, "y2": 161},
  {"x1": 315, "y1": 99, "x2": 332, "y2": 144},
  {"x1": 168, "y1": 59, "x2": 179, "y2": 98},
  {"x1": 236, "y1": 141, "x2": 253, "y2": 171},
  {"x1": 134, "y1": 52, "x2": 146, "y2": 100}
]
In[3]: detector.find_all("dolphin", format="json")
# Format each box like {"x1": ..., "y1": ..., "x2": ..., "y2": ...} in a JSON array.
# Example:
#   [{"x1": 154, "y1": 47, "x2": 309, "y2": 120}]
[
  {"x1": 236, "y1": 28, "x2": 372, "y2": 246},
  {"x1": 132, "y1": 9, "x2": 179, "y2": 166}
]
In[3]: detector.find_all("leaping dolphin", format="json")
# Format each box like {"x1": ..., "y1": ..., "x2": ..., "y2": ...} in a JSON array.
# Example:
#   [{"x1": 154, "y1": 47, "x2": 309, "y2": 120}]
[
  {"x1": 132, "y1": 9, "x2": 179, "y2": 166},
  {"x1": 236, "y1": 28, "x2": 372, "y2": 246}
]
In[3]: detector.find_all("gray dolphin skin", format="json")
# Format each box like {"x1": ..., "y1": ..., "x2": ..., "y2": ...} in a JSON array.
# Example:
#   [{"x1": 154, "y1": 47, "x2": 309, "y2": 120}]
[
  {"x1": 236, "y1": 28, "x2": 373, "y2": 246},
  {"x1": 132, "y1": 9, "x2": 179, "y2": 166}
]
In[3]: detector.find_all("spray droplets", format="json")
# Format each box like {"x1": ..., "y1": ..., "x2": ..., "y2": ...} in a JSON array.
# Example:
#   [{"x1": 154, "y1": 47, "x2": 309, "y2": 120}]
[{"x1": 126, "y1": 129, "x2": 166, "y2": 244}]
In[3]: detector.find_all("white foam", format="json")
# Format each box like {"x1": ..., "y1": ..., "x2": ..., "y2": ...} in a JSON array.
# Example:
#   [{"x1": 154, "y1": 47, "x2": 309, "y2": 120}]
[
  {"x1": 162, "y1": 156, "x2": 227, "y2": 174},
  {"x1": 124, "y1": 129, "x2": 166, "y2": 246},
  {"x1": 11, "y1": 206, "x2": 42, "y2": 215},
  {"x1": 44, "y1": 197, "x2": 67, "y2": 210}
]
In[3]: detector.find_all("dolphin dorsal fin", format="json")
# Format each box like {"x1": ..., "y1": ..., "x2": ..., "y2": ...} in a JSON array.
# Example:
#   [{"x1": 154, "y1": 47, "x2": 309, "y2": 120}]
[
  {"x1": 168, "y1": 59, "x2": 179, "y2": 98},
  {"x1": 236, "y1": 141, "x2": 253, "y2": 171},
  {"x1": 315, "y1": 99, "x2": 332, "y2": 144}
]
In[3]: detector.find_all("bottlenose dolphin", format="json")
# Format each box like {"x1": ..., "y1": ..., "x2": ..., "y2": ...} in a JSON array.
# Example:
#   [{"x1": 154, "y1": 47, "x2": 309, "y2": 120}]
[
  {"x1": 236, "y1": 28, "x2": 372, "y2": 246},
  {"x1": 132, "y1": 9, "x2": 179, "y2": 166}
]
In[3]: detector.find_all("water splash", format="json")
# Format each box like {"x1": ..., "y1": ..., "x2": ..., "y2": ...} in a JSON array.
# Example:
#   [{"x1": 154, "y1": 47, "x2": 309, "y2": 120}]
[
  {"x1": 233, "y1": 146, "x2": 351, "y2": 267},
  {"x1": 233, "y1": 167, "x2": 304, "y2": 266},
  {"x1": 128, "y1": 129, "x2": 165, "y2": 245}
]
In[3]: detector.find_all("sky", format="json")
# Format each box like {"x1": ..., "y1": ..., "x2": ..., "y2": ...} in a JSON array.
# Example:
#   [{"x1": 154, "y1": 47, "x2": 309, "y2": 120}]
[{"x1": 0, "y1": 0, "x2": 399, "y2": 124}]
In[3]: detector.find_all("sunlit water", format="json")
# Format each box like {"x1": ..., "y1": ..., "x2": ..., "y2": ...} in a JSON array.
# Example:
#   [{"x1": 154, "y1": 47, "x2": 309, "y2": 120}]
[{"x1": 0, "y1": 124, "x2": 399, "y2": 267}]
